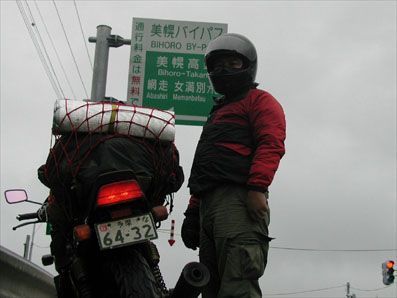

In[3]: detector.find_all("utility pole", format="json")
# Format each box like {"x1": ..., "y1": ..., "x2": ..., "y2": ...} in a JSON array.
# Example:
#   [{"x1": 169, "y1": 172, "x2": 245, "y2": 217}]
[
  {"x1": 28, "y1": 224, "x2": 36, "y2": 261},
  {"x1": 88, "y1": 25, "x2": 131, "y2": 102},
  {"x1": 346, "y1": 282, "x2": 356, "y2": 298},
  {"x1": 23, "y1": 235, "x2": 30, "y2": 259}
]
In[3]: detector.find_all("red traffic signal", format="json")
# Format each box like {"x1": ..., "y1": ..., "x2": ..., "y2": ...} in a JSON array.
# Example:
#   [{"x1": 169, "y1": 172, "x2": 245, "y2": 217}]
[
  {"x1": 386, "y1": 261, "x2": 394, "y2": 269},
  {"x1": 382, "y1": 260, "x2": 395, "y2": 285}
]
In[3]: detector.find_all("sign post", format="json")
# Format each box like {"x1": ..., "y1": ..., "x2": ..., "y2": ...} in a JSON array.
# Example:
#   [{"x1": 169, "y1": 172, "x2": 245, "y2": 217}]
[{"x1": 127, "y1": 18, "x2": 227, "y2": 126}]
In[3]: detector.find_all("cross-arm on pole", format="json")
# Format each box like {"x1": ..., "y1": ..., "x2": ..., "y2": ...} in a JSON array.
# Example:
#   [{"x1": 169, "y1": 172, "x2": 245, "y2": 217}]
[{"x1": 88, "y1": 25, "x2": 131, "y2": 102}]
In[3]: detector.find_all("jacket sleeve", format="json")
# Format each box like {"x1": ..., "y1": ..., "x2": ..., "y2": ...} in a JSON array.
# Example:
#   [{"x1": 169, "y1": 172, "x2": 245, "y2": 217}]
[{"x1": 247, "y1": 91, "x2": 286, "y2": 192}]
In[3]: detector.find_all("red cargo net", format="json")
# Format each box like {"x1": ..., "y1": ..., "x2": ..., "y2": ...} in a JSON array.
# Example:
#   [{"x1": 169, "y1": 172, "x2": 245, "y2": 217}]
[{"x1": 43, "y1": 99, "x2": 177, "y2": 206}]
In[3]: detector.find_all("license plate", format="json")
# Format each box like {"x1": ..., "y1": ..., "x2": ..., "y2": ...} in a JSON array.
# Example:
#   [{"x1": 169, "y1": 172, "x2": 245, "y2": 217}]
[{"x1": 95, "y1": 213, "x2": 158, "y2": 250}]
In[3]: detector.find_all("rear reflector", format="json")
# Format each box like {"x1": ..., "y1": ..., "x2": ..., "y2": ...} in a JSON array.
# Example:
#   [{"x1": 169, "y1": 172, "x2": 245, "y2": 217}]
[
  {"x1": 111, "y1": 208, "x2": 132, "y2": 219},
  {"x1": 97, "y1": 180, "x2": 143, "y2": 206}
]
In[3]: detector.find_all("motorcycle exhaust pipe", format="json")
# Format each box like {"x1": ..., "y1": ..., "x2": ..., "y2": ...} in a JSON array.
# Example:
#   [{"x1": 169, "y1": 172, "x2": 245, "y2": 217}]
[{"x1": 170, "y1": 262, "x2": 210, "y2": 298}]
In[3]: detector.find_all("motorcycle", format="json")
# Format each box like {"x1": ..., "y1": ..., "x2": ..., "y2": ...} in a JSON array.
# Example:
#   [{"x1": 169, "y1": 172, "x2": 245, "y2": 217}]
[
  {"x1": 4, "y1": 118, "x2": 208, "y2": 297},
  {"x1": 4, "y1": 98, "x2": 210, "y2": 297},
  {"x1": 5, "y1": 175, "x2": 209, "y2": 298}
]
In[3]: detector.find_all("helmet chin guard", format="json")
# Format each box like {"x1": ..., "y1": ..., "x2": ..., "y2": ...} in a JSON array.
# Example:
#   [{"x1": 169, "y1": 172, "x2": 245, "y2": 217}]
[{"x1": 205, "y1": 33, "x2": 257, "y2": 95}]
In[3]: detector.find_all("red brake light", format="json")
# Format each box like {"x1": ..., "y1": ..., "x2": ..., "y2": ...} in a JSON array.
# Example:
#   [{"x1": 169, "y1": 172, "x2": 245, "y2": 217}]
[{"x1": 97, "y1": 180, "x2": 143, "y2": 206}]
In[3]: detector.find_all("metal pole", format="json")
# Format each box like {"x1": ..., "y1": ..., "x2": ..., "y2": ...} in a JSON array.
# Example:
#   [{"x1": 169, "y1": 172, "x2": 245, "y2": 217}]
[
  {"x1": 346, "y1": 282, "x2": 350, "y2": 298},
  {"x1": 346, "y1": 282, "x2": 356, "y2": 298},
  {"x1": 23, "y1": 235, "x2": 30, "y2": 259},
  {"x1": 89, "y1": 25, "x2": 112, "y2": 102},
  {"x1": 28, "y1": 224, "x2": 36, "y2": 261}
]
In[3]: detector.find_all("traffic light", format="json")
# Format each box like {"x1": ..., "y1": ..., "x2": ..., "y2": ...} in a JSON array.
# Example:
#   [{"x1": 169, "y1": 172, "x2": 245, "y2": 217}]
[{"x1": 382, "y1": 260, "x2": 395, "y2": 285}]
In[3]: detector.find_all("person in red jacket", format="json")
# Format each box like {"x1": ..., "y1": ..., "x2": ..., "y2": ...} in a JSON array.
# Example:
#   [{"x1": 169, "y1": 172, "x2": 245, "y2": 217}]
[{"x1": 181, "y1": 33, "x2": 286, "y2": 298}]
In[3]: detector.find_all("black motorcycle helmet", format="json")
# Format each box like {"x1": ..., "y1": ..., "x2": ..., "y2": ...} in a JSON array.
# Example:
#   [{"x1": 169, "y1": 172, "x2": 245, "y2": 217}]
[{"x1": 205, "y1": 33, "x2": 257, "y2": 95}]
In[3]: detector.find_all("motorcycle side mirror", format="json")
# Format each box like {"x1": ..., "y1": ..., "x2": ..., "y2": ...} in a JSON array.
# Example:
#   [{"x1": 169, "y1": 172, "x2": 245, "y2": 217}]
[
  {"x1": 4, "y1": 189, "x2": 43, "y2": 206},
  {"x1": 4, "y1": 189, "x2": 28, "y2": 204}
]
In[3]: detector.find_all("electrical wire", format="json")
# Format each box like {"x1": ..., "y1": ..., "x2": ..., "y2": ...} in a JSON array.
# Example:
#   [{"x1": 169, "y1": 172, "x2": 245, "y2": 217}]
[
  {"x1": 33, "y1": 0, "x2": 77, "y2": 100},
  {"x1": 23, "y1": 0, "x2": 65, "y2": 99},
  {"x1": 52, "y1": 0, "x2": 89, "y2": 99},
  {"x1": 157, "y1": 229, "x2": 397, "y2": 252},
  {"x1": 270, "y1": 246, "x2": 397, "y2": 252},
  {"x1": 72, "y1": 0, "x2": 93, "y2": 71},
  {"x1": 262, "y1": 284, "x2": 396, "y2": 296},
  {"x1": 262, "y1": 284, "x2": 346, "y2": 296},
  {"x1": 32, "y1": 243, "x2": 50, "y2": 249},
  {"x1": 351, "y1": 285, "x2": 396, "y2": 292},
  {"x1": 158, "y1": 229, "x2": 396, "y2": 295},
  {"x1": 16, "y1": 0, "x2": 62, "y2": 98}
]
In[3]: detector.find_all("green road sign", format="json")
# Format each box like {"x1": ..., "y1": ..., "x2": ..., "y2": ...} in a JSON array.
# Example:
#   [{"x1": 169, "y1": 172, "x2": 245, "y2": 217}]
[
  {"x1": 127, "y1": 18, "x2": 228, "y2": 126},
  {"x1": 46, "y1": 223, "x2": 52, "y2": 235}
]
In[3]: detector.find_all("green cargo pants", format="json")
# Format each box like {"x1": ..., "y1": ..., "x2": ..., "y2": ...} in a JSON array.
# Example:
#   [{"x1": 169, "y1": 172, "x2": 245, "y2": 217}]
[{"x1": 199, "y1": 184, "x2": 271, "y2": 298}]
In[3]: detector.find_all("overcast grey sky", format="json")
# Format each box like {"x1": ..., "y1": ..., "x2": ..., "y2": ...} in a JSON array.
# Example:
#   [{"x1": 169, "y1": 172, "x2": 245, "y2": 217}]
[{"x1": 1, "y1": 1, "x2": 396, "y2": 297}]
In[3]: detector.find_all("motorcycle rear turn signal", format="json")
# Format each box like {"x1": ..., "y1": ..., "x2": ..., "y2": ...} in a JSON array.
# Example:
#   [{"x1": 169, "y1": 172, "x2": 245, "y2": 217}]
[
  {"x1": 97, "y1": 180, "x2": 143, "y2": 206},
  {"x1": 73, "y1": 225, "x2": 91, "y2": 241},
  {"x1": 151, "y1": 205, "x2": 169, "y2": 222}
]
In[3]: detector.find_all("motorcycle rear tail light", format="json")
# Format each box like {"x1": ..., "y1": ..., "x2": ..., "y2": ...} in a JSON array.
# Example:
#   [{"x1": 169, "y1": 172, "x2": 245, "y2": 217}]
[
  {"x1": 97, "y1": 180, "x2": 143, "y2": 207},
  {"x1": 73, "y1": 224, "x2": 91, "y2": 241}
]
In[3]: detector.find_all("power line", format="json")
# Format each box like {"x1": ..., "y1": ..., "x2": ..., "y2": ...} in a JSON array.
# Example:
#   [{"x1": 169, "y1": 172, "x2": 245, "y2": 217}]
[
  {"x1": 33, "y1": 0, "x2": 77, "y2": 99},
  {"x1": 72, "y1": 0, "x2": 93, "y2": 71},
  {"x1": 270, "y1": 246, "x2": 397, "y2": 252},
  {"x1": 32, "y1": 243, "x2": 50, "y2": 249},
  {"x1": 52, "y1": 0, "x2": 89, "y2": 99},
  {"x1": 262, "y1": 283, "x2": 395, "y2": 297},
  {"x1": 351, "y1": 285, "x2": 396, "y2": 292},
  {"x1": 262, "y1": 284, "x2": 346, "y2": 296},
  {"x1": 23, "y1": 0, "x2": 65, "y2": 98},
  {"x1": 157, "y1": 229, "x2": 396, "y2": 252},
  {"x1": 16, "y1": 0, "x2": 62, "y2": 98}
]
